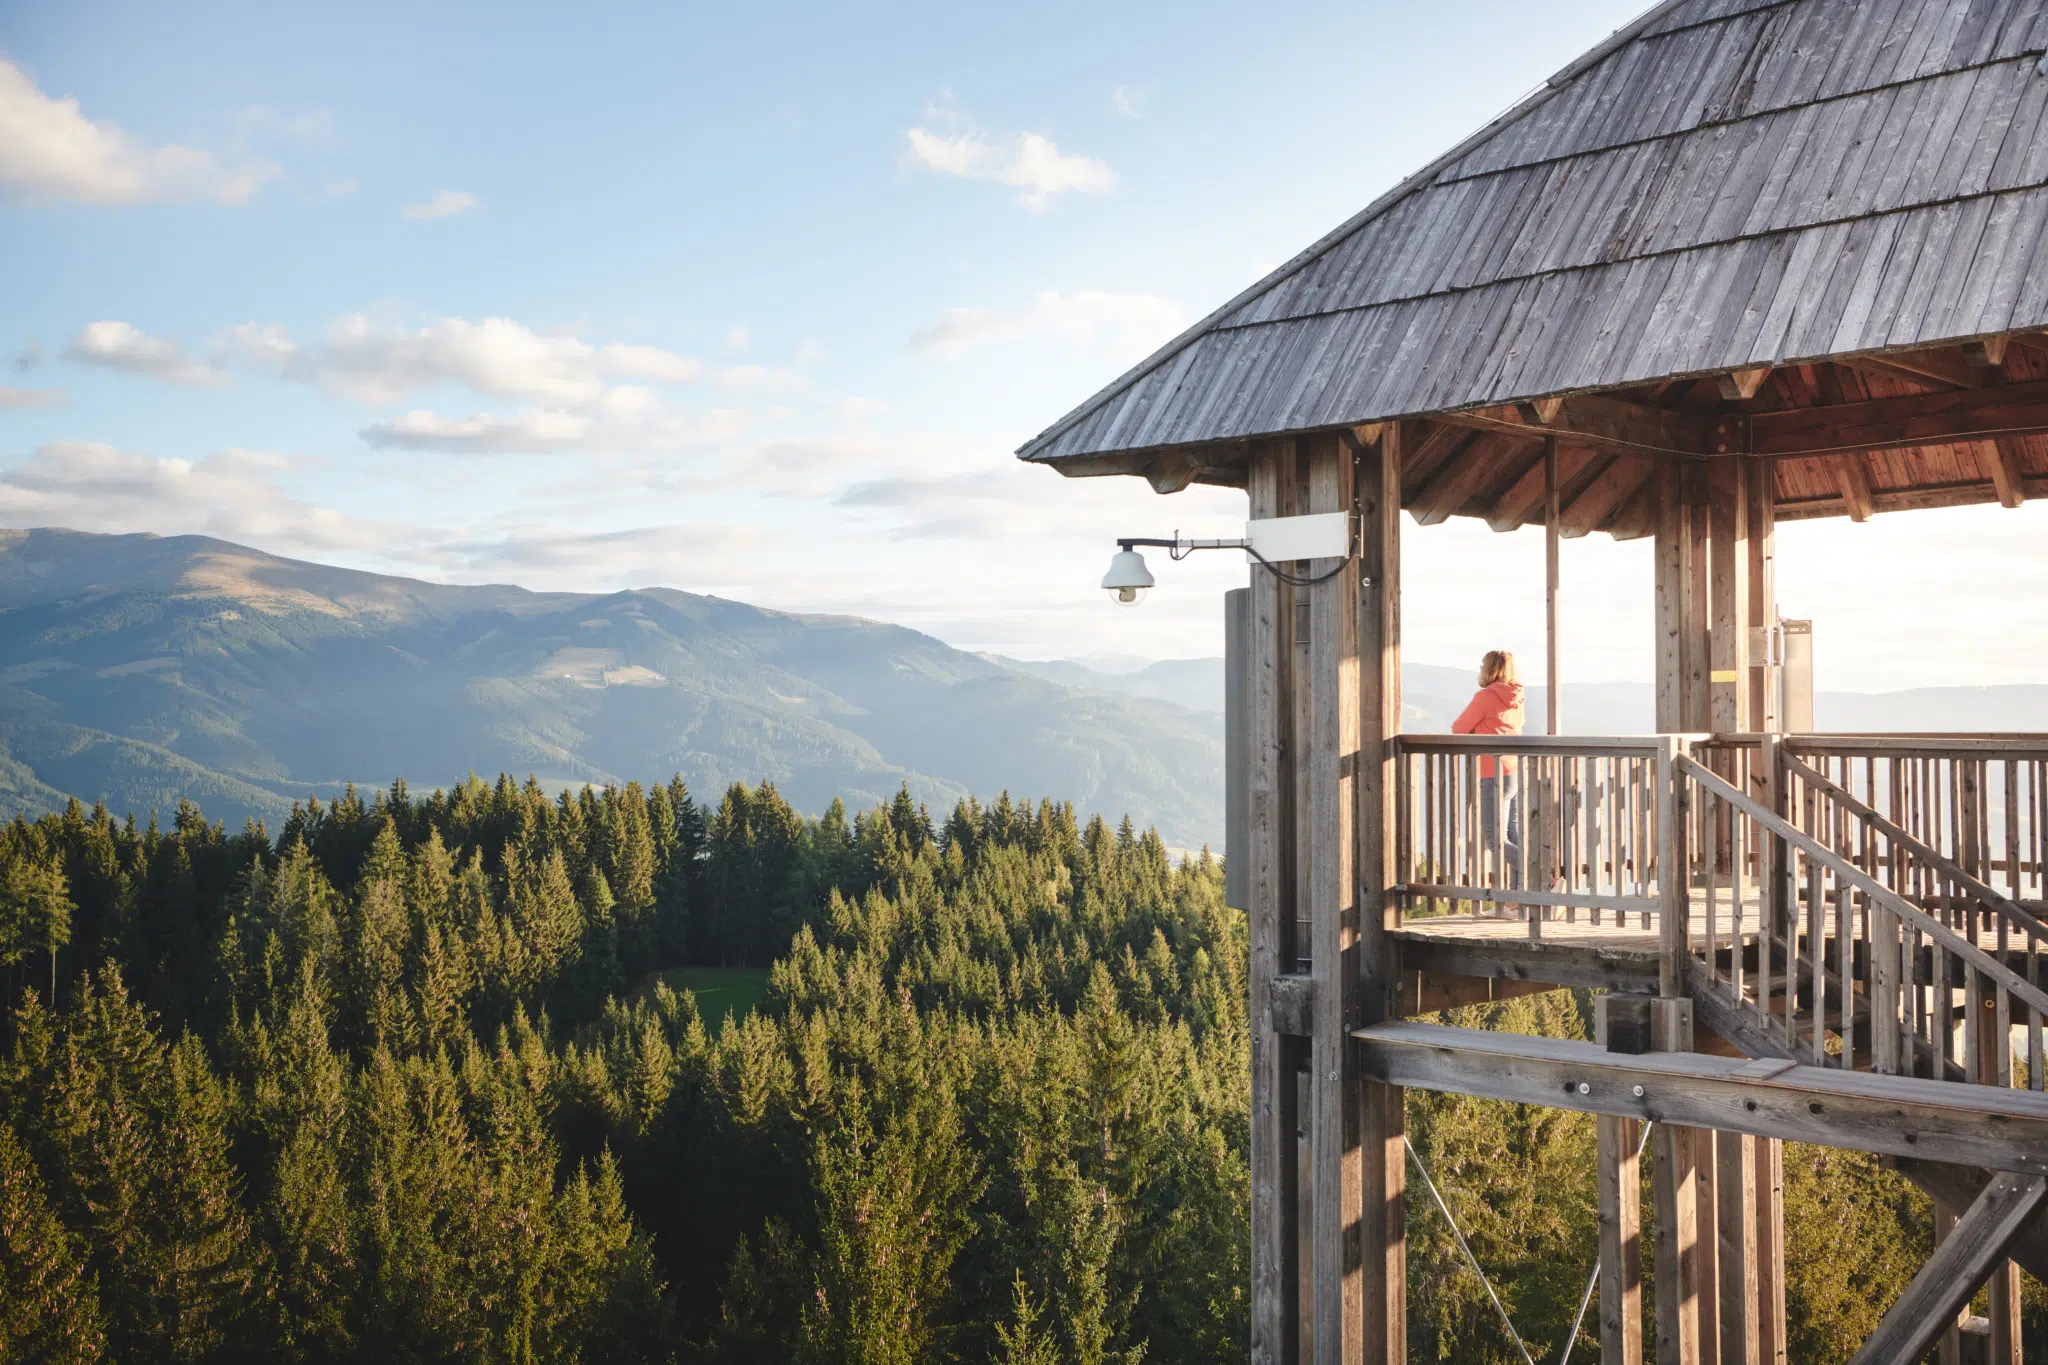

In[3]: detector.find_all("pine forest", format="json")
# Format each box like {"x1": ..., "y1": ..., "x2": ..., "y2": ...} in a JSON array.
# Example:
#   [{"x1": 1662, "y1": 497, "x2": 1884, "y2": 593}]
[{"x1": 0, "y1": 774, "x2": 2023, "y2": 1363}]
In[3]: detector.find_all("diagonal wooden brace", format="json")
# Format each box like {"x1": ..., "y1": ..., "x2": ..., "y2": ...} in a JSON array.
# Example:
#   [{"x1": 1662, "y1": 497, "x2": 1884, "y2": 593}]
[{"x1": 1845, "y1": 1171, "x2": 2048, "y2": 1365}]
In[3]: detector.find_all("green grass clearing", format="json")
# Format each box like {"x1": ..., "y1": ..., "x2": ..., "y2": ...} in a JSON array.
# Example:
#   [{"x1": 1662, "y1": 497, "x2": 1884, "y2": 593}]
[{"x1": 636, "y1": 966, "x2": 773, "y2": 1023}]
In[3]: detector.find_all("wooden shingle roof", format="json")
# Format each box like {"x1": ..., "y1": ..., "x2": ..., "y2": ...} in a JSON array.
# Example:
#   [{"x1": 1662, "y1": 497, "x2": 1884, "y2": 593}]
[{"x1": 1018, "y1": 0, "x2": 2048, "y2": 492}]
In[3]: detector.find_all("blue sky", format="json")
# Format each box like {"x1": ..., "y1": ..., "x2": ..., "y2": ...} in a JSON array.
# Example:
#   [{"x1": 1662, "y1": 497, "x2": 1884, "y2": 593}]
[{"x1": 3, "y1": 0, "x2": 2044, "y2": 688}]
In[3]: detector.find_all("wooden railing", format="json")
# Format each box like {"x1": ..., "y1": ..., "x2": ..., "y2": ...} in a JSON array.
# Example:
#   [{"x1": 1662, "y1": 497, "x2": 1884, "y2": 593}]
[
  {"x1": 1394, "y1": 735, "x2": 1669, "y2": 932},
  {"x1": 1680, "y1": 752, "x2": 2048, "y2": 1087},
  {"x1": 1393, "y1": 731, "x2": 2048, "y2": 1090}
]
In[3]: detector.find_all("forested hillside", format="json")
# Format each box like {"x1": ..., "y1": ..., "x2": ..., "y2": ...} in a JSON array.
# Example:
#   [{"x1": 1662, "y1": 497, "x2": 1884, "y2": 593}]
[{"x1": 0, "y1": 774, "x2": 2016, "y2": 1362}]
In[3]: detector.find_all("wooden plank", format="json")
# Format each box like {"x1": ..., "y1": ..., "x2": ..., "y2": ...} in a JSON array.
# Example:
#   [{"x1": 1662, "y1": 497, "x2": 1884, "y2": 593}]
[
  {"x1": 1399, "y1": 970, "x2": 1557, "y2": 1015},
  {"x1": 1895, "y1": 1159, "x2": 2048, "y2": 1286},
  {"x1": 1246, "y1": 440, "x2": 1296, "y2": 1365},
  {"x1": 1488, "y1": 443, "x2": 1594, "y2": 531},
  {"x1": 1716, "y1": 366, "x2": 1773, "y2": 401},
  {"x1": 1442, "y1": 393, "x2": 1735, "y2": 459},
  {"x1": 1358, "y1": 421, "x2": 1405, "y2": 1365},
  {"x1": 1844, "y1": 1173, "x2": 2048, "y2": 1365},
  {"x1": 1750, "y1": 376, "x2": 2048, "y2": 457},
  {"x1": 1352, "y1": 1021, "x2": 2048, "y2": 1173},
  {"x1": 1560, "y1": 455, "x2": 1655, "y2": 538},
  {"x1": 1304, "y1": 432, "x2": 1362, "y2": 1365},
  {"x1": 1981, "y1": 439, "x2": 2027, "y2": 508},
  {"x1": 1660, "y1": 736, "x2": 1690, "y2": 996},
  {"x1": 1849, "y1": 347, "x2": 1981, "y2": 390},
  {"x1": 1394, "y1": 928, "x2": 1662, "y2": 994},
  {"x1": 1411, "y1": 431, "x2": 1522, "y2": 525},
  {"x1": 1835, "y1": 454, "x2": 1875, "y2": 522},
  {"x1": 1600, "y1": 1114, "x2": 1645, "y2": 1365},
  {"x1": 1745, "y1": 471, "x2": 1776, "y2": 733}
]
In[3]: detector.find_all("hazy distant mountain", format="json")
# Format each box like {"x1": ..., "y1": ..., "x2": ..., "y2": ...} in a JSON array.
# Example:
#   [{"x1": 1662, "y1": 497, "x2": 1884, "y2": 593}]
[
  {"x1": 0, "y1": 530, "x2": 1224, "y2": 847},
  {"x1": 1018, "y1": 657, "x2": 2048, "y2": 737}
]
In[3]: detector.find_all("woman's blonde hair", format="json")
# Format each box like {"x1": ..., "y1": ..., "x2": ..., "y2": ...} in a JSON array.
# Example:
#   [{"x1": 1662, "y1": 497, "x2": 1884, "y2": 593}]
[{"x1": 1479, "y1": 650, "x2": 1518, "y2": 686}]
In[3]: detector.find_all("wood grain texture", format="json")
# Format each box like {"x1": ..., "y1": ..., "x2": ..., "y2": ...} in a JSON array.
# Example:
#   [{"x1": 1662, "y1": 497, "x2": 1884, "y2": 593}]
[
  {"x1": 1601, "y1": 1114, "x2": 1645, "y2": 1365},
  {"x1": 1845, "y1": 1172, "x2": 2048, "y2": 1365}
]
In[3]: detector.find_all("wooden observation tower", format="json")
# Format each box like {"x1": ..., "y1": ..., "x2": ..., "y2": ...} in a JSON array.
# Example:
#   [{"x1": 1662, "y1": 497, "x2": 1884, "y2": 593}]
[{"x1": 1020, "y1": 1, "x2": 2048, "y2": 1361}]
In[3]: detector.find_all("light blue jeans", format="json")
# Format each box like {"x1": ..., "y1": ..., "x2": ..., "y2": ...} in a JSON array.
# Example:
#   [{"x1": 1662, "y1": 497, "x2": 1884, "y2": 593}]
[{"x1": 1479, "y1": 774, "x2": 1523, "y2": 889}]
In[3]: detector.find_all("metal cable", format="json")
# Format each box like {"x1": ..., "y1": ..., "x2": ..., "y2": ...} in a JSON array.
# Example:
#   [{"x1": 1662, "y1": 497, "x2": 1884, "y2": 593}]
[
  {"x1": 1557, "y1": 1120, "x2": 1654, "y2": 1365},
  {"x1": 1404, "y1": 1135, "x2": 1537, "y2": 1365}
]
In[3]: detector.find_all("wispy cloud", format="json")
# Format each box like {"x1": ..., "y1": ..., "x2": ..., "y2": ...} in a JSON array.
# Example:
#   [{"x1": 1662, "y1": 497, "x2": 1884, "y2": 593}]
[
  {"x1": 359, "y1": 389, "x2": 752, "y2": 456},
  {"x1": 0, "y1": 441, "x2": 380, "y2": 549},
  {"x1": 403, "y1": 188, "x2": 479, "y2": 219},
  {"x1": 904, "y1": 111, "x2": 1114, "y2": 211},
  {"x1": 1110, "y1": 85, "x2": 1151, "y2": 119},
  {"x1": 0, "y1": 58, "x2": 274, "y2": 205},
  {"x1": 0, "y1": 386, "x2": 64, "y2": 408},
  {"x1": 911, "y1": 289, "x2": 1184, "y2": 362},
  {"x1": 67, "y1": 321, "x2": 229, "y2": 387}
]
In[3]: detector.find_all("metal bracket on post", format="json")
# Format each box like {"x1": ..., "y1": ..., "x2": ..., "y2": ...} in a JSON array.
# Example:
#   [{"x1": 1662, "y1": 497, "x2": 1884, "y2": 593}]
[{"x1": 1270, "y1": 973, "x2": 1315, "y2": 1037}]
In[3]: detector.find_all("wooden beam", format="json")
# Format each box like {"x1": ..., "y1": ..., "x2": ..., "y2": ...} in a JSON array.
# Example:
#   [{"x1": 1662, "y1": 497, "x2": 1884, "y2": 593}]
[
  {"x1": 1835, "y1": 455, "x2": 1875, "y2": 522},
  {"x1": 1487, "y1": 443, "x2": 1595, "y2": 531},
  {"x1": 1561, "y1": 455, "x2": 1654, "y2": 538},
  {"x1": 1773, "y1": 474, "x2": 2048, "y2": 522},
  {"x1": 1718, "y1": 1133, "x2": 1760, "y2": 1365},
  {"x1": 1897, "y1": 1159, "x2": 2048, "y2": 1285},
  {"x1": 1519, "y1": 395, "x2": 1568, "y2": 425},
  {"x1": 1845, "y1": 1172, "x2": 2048, "y2": 1365},
  {"x1": 1398, "y1": 970, "x2": 1556, "y2": 1015},
  {"x1": 1446, "y1": 394, "x2": 1734, "y2": 459},
  {"x1": 1351, "y1": 1021, "x2": 2048, "y2": 1173},
  {"x1": 1963, "y1": 337, "x2": 2011, "y2": 370},
  {"x1": 1847, "y1": 349, "x2": 1981, "y2": 391},
  {"x1": 1981, "y1": 440, "x2": 2027, "y2": 509},
  {"x1": 1411, "y1": 432, "x2": 1520, "y2": 525},
  {"x1": 1751, "y1": 377, "x2": 2048, "y2": 457},
  {"x1": 1393, "y1": 930, "x2": 1661, "y2": 994},
  {"x1": 1716, "y1": 367, "x2": 1773, "y2": 401},
  {"x1": 1397, "y1": 420, "x2": 1470, "y2": 501},
  {"x1": 1654, "y1": 1119, "x2": 1702, "y2": 1365}
]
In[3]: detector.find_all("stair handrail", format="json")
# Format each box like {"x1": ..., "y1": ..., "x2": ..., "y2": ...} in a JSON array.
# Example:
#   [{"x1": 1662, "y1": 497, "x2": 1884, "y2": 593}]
[
  {"x1": 1780, "y1": 751, "x2": 2048, "y2": 944},
  {"x1": 1673, "y1": 754, "x2": 2048, "y2": 1019}
]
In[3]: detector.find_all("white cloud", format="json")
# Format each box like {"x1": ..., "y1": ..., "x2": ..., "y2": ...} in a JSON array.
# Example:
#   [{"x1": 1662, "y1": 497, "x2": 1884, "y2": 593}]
[
  {"x1": 359, "y1": 388, "x2": 751, "y2": 455},
  {"x1": 905, "y1": 124, "x2": 1115, "y2": 210},
  {"x1": 0, "y1": 58, "x2": 273, "y2": 205},
  {"x1": 235, "y1": 315, "x2": 710, "y2": 404},
  {"x1": 0, "y1": 441, "x2": 379, "y2": 549},
  {"x1": 840, "y1": 396, "x2": 887, "y2": 417},
  {"x1": 0, "y1": 386, "x2": 64, "y2": 408},
  {"x1": 67, "y1": 321, "x2": 228, "y2": 387},
  {"x1": 1110, "y1": 86, "x2": 1149, "y2": 119},
  {"x1": 911, "y1": 289, "x2": 1185, "y2": 362},
  {"x1": 403, "y1": 188, "x2": 478, "y2": 219}
]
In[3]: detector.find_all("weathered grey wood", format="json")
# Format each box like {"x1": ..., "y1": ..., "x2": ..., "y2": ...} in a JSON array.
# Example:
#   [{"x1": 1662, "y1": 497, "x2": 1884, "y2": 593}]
[
  {"x1": 1717, "y1": 1133, "x2": 1760, "y2": 1365},
  {"x1": 1745, "y1": 466, "x2": 1775, "y2": 733},
  {"x1": 1696, "y1": 1127, "x2": 1719, "y2": 1365},
  {"x1": 1270, "y1": 973, "x2": 1314, "y2": 1037},
  {"x1": 1546, "y1": 435, "x2": 1562, "y2": 736},
  {"x1": 1653, "y1": 1117, "x2": 1701, "y2": 1365},
  {"x1": 1357, "y1": 415, "x2": 1406, "y2": 1365},
  {"x1": 1600, "y1": 1113, "x2": 1645, "y2": 1365},
  {"x1": 1755, "y1": 1137, "x2": 1785, "y2": 1365},
  {"x1": 1304, "y1": 432, "x2": 1362, "y2": 1365},
  {"x1": 1225, "y1": 588, "x2": 1251, "y2": 912},
  {"x1": 1398, "y1": 970, "x2": 1558, "y2": 1015},
  {"x1": 1247, "y1": 441, "x2": 1297, "y2": 1365},
  {"x1": 1659, "y1": 735, "x2": 1689, "y2": 996},
  {"x1": 1707, "y1": 458, "x2": 1749, "y2": 733},
  {"x1": 1395, "y1": 929, "x2": 1661, "y2": 994},
  {"x1": 1350, "y1": 1021, "x2": 2048, "y2": 1173},
  {"x1": 1896, "y1": 1158, "x2": 2048, "y2": 1286},
  {"x1": 1845, "y1": 1172, "x2": 2048, "y2": 1365}
]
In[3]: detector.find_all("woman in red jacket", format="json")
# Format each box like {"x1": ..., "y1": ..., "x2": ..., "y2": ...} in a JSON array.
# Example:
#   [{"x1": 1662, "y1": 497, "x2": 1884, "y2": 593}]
[{"x1": 1452, "y1": 650, "x2": 1526, "y2": 889}]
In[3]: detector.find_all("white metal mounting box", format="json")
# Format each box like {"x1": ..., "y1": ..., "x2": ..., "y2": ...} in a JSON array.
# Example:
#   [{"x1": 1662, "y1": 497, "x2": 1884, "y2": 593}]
[{"x1": 1244, "y1": 511, "x2": 1353, "y2": 561}]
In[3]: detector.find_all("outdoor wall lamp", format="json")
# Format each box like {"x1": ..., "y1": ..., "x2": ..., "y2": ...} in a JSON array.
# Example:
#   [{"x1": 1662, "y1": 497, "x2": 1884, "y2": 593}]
[{"x1": 1100, "y1": 511, "x2": 1363, "y2": 604}]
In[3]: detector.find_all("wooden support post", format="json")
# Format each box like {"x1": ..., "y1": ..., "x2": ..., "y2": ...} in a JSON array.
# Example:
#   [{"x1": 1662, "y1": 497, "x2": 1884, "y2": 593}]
[
  {"x1": 1305, "y1": 432, "x2": 1363, "y2": 1365},
  {"x1": 1979, "y1": 1004, "x2": 2023, "y2": 1365},
  {"x1": 1658, "y1": 736, "x2": 1690, "y2": 998},
  {"x1": 1654, "y1": 462, "x2": 1712, "y2": 733},
  {"x1": 1755, "y1": 1138, "x2": 1786, "y2": 1365},
  {"x1": 1745, "y1": 462, "x2": 1776, "y2": 733},
  {"x1": 1358, "y1": 422, "x2": 1406, "y2": 1365},
  {"x1": 1707, "y1": 458, "x2": 1749, "y2": 733},
  {"x1": 1248, "y1": 439, "x2": 1300, "y2": 1365},
  {"x1": 1599, "y1": 1116, "x2": 1644, "y2": 1363},
  {"x1": 1696, "y1": 1130, "x2": 1721, "y2": 1365},
  {"x1": 1717, "y1": 1133, "x2": 1760, "y2": 1365},
  {"x1": 1654, "y1": 1000, "x2": 1700, "y2": 1365},
  {"x1": 1545, "y1": 434, "x2": 1561, "y2": 736}
]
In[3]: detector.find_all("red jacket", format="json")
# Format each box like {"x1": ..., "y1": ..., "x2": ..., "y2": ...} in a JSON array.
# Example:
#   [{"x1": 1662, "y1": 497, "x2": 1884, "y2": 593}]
[{"x1": 1452, "y1": 681, "x2": 1526, "y2": 777}]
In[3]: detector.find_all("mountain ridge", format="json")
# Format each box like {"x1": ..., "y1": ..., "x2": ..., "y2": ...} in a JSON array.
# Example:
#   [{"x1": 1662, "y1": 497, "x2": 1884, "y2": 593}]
[{"x1": 0, "y1": 529, "x2": 1224, "y2": 844}]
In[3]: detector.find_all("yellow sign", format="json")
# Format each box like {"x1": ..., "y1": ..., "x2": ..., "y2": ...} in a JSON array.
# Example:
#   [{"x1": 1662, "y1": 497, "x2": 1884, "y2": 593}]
[{"x1": 1709, "y1": 669, "x2": 1740, "y2": 682}]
